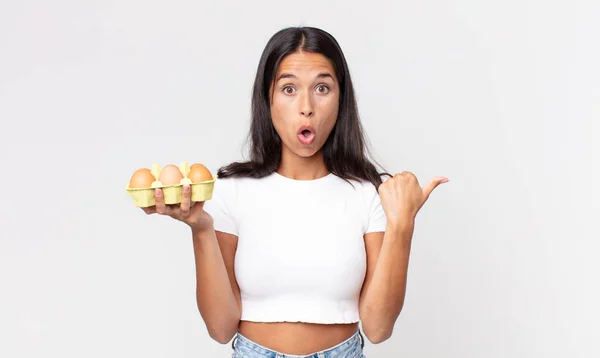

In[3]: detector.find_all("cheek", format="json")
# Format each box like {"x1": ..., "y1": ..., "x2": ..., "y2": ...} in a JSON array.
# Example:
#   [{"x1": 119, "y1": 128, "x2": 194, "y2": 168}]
[
  {"x1": 318, "y1": 97, "x2": 339, "y2": 131},
  {"x1": 270, "y1": 94, "x2": 293, "y2": 119},
  {"x1": 270, "y1": 99, "x2": 292, "y2": 137}
]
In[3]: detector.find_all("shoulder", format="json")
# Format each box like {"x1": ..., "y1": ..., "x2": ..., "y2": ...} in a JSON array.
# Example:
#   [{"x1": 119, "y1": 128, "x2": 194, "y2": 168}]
[
  {"x1": 211, "y1": 174, "x2": 275, "y2": 203},
  {"x1": 339, "y1": 175, "x2": 387, "y2": 199},
  {"x1": 209, "y1": 176, "x2": 235, "y2": 201}
]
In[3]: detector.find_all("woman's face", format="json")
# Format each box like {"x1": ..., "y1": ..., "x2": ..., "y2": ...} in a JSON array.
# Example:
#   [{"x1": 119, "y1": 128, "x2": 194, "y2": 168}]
[{"x1": 270, "y1": 51, "x2": 340, "y2": 159}]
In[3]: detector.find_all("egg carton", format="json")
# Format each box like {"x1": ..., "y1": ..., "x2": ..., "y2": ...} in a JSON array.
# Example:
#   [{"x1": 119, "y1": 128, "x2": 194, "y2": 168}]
[{"x1": 126, "y1": 162, "x2": 215, "y2": 208}]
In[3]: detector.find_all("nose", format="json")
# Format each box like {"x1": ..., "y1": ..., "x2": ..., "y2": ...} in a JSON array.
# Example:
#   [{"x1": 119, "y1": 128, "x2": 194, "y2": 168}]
[
  {"x1": 300, "y1": 109, "x2": 313, "y2": 117},
  {"x1": 299, "y1": 92, "x2": 314, "y2": 117}
]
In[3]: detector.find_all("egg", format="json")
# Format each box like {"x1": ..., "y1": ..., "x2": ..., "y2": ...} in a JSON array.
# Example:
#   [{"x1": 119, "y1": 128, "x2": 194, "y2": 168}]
[
  {"x1": 188, "y1": 163, "x2": 213, "y2": 183},
  {"x1": 129, "y1": 168, "x2": 156, "y2": 189},
  {"x1": 159, "y1": 164, "x2": 184, "y2": 185}
]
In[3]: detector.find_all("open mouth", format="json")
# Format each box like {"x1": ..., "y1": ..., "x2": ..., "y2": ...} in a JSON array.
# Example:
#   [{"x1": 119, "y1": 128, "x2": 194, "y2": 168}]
[{"x1": 297, "y1": 125, "x2": 316, "y2": 145}]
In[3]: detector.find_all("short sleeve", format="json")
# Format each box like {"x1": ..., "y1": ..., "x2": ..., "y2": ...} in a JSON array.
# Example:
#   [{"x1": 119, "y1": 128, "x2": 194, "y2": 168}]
[
  {"x1": 202, "y1": 177, "x2": 238, "y2": 236},
  {"x1": 365, "y1": 184, "x2": 387, "y2": 234}
]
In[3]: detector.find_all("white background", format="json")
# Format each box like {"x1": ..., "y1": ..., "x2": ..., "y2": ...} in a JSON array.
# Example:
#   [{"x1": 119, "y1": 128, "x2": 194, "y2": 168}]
[{"x1": 1, "y1": 0, "x2": 598, "y2": 357}]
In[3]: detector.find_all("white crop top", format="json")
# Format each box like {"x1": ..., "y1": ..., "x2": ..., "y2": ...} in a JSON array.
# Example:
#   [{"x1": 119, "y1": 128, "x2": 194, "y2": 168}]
[{"x1": 202, "y1": 171, "x2": 387, "y2": 324}]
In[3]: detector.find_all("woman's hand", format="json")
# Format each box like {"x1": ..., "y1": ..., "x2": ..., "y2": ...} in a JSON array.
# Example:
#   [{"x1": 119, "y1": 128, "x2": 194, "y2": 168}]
[
  {"x1": 378, "y1": 171, "x2": 448, "y2": 229},
  {"x1": 141, "y1": 184, "x2": 214, "y2": 232}
]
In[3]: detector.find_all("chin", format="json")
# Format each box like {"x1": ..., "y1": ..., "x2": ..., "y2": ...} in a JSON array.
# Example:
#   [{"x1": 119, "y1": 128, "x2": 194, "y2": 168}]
[
  {"x1": 282, "y1": 140, "x2": 322, "y2": 159},
  {"x1": 296, "y1": 148, "x2": 321, "y2": 158}
]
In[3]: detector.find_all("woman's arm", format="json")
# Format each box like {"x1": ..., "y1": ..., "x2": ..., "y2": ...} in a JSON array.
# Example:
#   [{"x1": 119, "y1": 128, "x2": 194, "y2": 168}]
[
  {"x1": 360, "y1": 172, "x2": 447, "y2": 343},
  {"x1": 192, "y1": 225, "x2": 241, "y2": 344},
  {"x1": 359, "y1": 222, "x2": 413, "y2": 344}
]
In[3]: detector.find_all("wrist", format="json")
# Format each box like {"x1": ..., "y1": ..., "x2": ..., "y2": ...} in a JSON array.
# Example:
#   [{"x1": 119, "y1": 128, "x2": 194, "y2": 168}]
[
  {"x1": 190, "y1": 212, "x2": 214, "y2": 237},
  {"x1": 386, "y1": 216, "x2": 415, "y2": 233},
  {"x1": 191, "y1": 224, "x2": 214, "y2": 240}
]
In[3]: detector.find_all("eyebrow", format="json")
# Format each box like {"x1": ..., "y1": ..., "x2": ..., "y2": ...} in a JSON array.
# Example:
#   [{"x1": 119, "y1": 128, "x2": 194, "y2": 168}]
[{"x1": 276, "y1": 72, "x2": 335, "y2": 82}]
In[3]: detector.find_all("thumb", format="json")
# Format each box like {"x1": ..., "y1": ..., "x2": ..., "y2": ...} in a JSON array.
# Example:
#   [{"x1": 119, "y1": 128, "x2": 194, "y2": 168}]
[{"x1": 422, "y1": 176, "x2": 449, "y2": 199}]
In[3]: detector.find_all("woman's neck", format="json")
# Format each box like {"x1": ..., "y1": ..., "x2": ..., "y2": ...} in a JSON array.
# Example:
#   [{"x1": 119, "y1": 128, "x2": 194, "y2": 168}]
[{"x1": 277, "y1": 148, "x2": 329, "y2": 180}]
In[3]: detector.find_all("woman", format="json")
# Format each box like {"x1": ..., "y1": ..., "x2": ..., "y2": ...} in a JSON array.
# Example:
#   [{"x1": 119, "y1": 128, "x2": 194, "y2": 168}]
[{"x1": 143, "y1": 26, "x2": 447, "y2": 357}]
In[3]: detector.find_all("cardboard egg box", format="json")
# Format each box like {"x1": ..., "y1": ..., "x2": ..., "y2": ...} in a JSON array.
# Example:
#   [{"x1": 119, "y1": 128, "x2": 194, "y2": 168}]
[{"x1": 126, "y1": 161, "x2": 215, "y2": 208}]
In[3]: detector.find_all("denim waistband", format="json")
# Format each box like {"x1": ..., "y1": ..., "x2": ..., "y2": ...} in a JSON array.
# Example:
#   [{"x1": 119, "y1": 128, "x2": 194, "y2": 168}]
[{"x1": 232, "y1": 328, "x2": 365, "y2": 357}]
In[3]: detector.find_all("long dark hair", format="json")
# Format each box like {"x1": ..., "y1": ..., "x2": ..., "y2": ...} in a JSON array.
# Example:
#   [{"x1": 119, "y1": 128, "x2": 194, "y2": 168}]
[{"x1": 217, "y1": 26, "x2": 391, "y2": 190}]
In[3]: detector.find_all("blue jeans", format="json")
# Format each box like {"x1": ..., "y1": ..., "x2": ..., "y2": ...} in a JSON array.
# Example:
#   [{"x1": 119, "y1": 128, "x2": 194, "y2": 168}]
[{"x1": 231, "y1": 329, "x2": 366, "y2": 357}]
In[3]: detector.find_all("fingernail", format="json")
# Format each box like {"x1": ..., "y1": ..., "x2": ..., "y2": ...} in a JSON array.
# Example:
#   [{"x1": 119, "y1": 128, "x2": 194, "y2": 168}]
[
  {"x1": 184, "y1": 185, "x2": 189, "y2": 193},
  {"x1": 155, "y1": 188, "x2": 161, "y2": 196}
]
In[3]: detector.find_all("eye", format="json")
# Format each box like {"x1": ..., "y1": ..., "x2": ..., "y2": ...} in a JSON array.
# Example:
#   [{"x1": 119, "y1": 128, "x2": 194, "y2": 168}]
[
  {"x1": 316, "y1": 85, "x2": 330, "y2": 94},
  {"x1": 283, "y1": 86, "x2": 296, "y2": 94}
]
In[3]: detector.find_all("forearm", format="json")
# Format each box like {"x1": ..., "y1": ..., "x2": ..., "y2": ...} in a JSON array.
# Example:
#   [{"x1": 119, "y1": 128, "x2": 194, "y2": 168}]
[
  {"x1": 360, "y1": 221, "x2": 414, "y2": 342},
  {"x1": 192, "y1": 227, "x2": 240, "y2": 343}
]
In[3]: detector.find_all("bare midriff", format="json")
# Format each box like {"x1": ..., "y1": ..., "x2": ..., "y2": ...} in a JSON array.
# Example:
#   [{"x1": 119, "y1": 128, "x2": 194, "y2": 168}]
[{"x1": 238, "y1": 321, "x2": 359, "y2": 355}]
